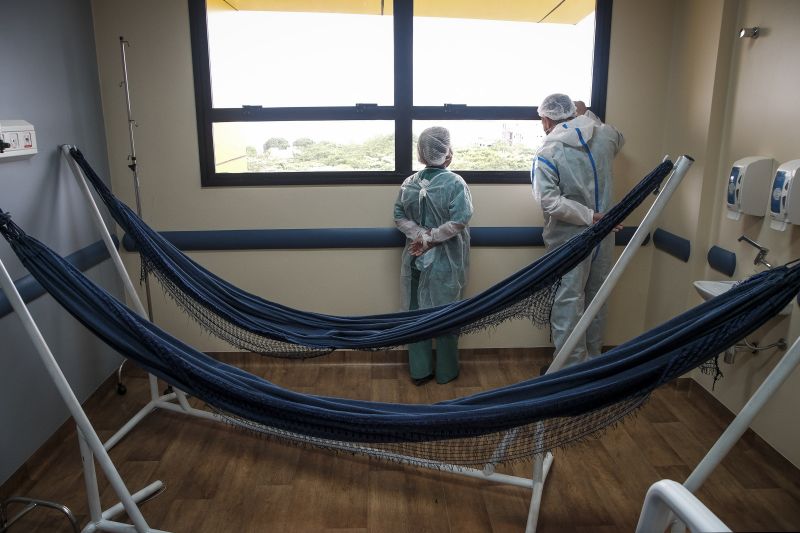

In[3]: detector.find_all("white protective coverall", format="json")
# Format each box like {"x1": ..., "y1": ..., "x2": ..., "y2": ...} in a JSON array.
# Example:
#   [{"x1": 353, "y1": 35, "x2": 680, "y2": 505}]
[{"x1": 532, "y1": 110, "x2": 624, "y2": 368}]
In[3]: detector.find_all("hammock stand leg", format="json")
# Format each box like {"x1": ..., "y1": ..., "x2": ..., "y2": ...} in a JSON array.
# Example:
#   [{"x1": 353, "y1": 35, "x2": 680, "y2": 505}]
[
  {"x1": 0, "y1": 257, "x2": 168, "y2": 533},
  {"x1": 61, "y1": 145, "x2": 219, "y2": 452},
  {"x1": 524, "y1": 451, "x2": 553, "y2": 533},
  {"x1": 77, "y1": 430, "x2": 167, "y2": 533},
  {"x1": 515, "y1": 155, "x2": 696, "y2": 532},
  {"x1": 662, "y1": 335, "x2": 800, "y2": 533}
]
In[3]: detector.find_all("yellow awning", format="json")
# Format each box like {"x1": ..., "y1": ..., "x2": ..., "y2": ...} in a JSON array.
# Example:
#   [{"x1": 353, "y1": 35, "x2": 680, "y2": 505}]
[{"x1": 207, "y1": 0, "x2": 594, "y2": 24}]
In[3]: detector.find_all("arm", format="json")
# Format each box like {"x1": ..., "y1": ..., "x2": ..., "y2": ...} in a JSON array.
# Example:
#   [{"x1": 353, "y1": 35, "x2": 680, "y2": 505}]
[
  {"x1": 393, "y1": 187, "x2": 426, "y2": 240},
  {"x1": 411, "y1": 179, "x2": 473, "y2": 254},
  {"x1": 432, "y1": 179, "x2": 472, "y2": 242},
  {"x1": 596, "y1": 112, "x2": 625, "y2": 155},
  {"x1": 411, "y1": 222, "x2": 466, "y2": 255},
  {"x1": 575, "y1": 101, "x2": 625, "y2": 155},
  {"x1": 395, "y1": 218, "x2": 426, "y2": 240},
  {"x1": 533, "y1": 153, "x2": 594, "y2": 226}
]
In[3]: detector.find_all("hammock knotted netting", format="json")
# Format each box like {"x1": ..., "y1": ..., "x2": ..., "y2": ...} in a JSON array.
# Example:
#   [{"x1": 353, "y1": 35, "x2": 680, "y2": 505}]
[
  {"x1": 2, "y1": 211, "x2": 799, "y2": 467},
  {"x1": 69, "y1": 148, "x2": 672, "y2": 357}
]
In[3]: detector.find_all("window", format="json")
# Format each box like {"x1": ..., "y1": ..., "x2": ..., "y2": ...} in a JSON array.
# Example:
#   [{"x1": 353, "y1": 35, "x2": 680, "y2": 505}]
[{"x1": 189, "y1": 0, "x2": 612, "y2": 186}]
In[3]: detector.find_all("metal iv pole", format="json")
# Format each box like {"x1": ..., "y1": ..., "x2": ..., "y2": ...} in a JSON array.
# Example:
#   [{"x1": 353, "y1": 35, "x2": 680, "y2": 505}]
[{"x1": 115, "y1": 35, "x2": 155, "y2": 394}]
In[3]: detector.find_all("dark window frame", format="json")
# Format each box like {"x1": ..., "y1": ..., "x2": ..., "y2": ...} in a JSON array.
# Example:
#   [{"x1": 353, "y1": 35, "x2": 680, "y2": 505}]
[{"x1": 188, "y1": 0, "x2": 613, "y2": 186}]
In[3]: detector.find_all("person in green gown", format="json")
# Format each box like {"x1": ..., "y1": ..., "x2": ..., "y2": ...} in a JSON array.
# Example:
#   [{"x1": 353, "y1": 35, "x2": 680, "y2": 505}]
[{"x1": 393, "y1": 127, "x2": 473, "y2": 385}]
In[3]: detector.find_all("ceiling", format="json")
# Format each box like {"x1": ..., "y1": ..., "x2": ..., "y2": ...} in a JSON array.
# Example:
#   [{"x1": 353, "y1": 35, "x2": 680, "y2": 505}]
[{"x1": 207, "y1": 0, "x2": 594, "y2": 24}]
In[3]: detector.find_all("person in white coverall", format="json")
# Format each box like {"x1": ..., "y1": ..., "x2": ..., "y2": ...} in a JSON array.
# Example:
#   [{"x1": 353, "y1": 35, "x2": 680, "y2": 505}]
[{"x1": 532, "y1": 94, "x2": 625, "y2": 369}]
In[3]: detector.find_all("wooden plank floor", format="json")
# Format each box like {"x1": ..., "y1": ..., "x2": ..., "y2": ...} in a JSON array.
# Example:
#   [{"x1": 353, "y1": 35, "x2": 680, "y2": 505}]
[{"x1": 3, "y1": 349, "x2": 800, "y2": 532}]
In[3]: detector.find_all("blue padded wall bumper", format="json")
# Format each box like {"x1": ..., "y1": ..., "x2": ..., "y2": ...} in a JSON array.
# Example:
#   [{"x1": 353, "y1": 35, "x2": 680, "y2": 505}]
[
  {"x1": 653, "y1": 228, "x2": 690, "y2": 262},
  {"x1": 707, "y1": 246, "x2": 736, "y2": 277},
  {"x1": 0, "y1": 237, "x2": 119, "y2": 319},
  {"x1": 0, "y1": 228, "x2": 649, "y2": 319},
  {"x1": 123, "y1": 226, "x2": 647, "y2": 252}
]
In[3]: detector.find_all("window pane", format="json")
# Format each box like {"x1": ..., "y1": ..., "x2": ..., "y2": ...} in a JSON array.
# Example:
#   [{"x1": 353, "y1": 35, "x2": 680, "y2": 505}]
[
  {"x1": 213, "y1": 121, "x2": 395, "y2": 173},
  {"x1": 412, "y1": 120, "x2": 543, "y2": 172},
  {"x1": 413, "y1": 2, "x2": 595, "y2": 106},
  {"x1": 206, "y1": 2, "x2": 393, "y2": 107}
]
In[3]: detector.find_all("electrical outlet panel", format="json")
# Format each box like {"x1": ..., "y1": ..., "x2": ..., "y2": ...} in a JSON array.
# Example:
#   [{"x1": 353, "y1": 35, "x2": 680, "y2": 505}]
[{"x1": 0, "y1": 120, "x2": 38, "y2": 160}]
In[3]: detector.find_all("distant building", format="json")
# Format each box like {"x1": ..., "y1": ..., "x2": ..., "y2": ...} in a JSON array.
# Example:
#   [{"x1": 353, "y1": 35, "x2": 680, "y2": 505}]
[{"x1": 501, "y1": 123, "x2": 525, "y2": 145}]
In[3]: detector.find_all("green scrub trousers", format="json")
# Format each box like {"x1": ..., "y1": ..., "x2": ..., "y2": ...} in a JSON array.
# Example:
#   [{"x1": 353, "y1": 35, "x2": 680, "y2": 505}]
[{"x1": 408, "y1": 266, "x2": 459, "y2": 384}]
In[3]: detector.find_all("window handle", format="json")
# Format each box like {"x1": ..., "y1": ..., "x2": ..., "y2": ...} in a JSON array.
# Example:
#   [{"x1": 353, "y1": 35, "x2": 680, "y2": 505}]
[
  {"x1": 242, "y1": 105, "x2": 263, "y2": 116},
  {"x1": 444, "y1": 103, "x2": 467, "y2": 113}
]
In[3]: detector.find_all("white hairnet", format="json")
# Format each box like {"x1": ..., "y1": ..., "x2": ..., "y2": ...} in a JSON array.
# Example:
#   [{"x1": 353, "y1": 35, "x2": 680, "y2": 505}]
[
  {"x1": 417, "y1": 127, "x2": 451, "y2": 167},
  {"x1": 539, "y1": 93, "x2": 577, "y2": 121}
]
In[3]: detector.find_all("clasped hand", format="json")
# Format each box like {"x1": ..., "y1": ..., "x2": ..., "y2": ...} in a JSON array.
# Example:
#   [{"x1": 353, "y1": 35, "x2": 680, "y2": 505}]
[{"x1": 409, "y1": 231, "x2": 433, "y2": 256}]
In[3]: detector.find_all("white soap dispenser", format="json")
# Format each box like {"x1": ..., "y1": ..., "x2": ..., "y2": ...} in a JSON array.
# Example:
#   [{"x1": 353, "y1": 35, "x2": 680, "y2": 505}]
[
  {"x1": 726, "y1": 156, "x2": 775, "y2": 220},
  {"x1": 770, "y1": 160, "x2": 800, "y2": 229},
  {"x1": 769, "y1": 160, "x2": 800, "y2": 230}
]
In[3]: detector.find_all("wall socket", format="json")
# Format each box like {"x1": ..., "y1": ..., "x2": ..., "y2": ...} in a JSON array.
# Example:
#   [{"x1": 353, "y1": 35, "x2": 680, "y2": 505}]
[{"x1": 0, "y1": 120, "x2": 38, "y2": 160}]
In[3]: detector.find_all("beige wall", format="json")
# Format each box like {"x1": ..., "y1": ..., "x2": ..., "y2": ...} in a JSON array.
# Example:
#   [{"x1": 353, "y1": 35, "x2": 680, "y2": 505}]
[
  {"x1": 644, "y1": 0, "x2": 800, "y2": 467},
  {"x1": 90, "y1": 0, "x2": 674, "y2": 351},
  {"x1": 603, "y1": 0, "x2": 674, "y2": 344},
  {"x1": 645, "y1": 0, "x2": 735, "y2": 328},
  {"x1": 89, "y1": 0, "x2": 800, "y2": 468},
  {"x1": 690, "y1": 0, "x2": 800, "y2": 467}
]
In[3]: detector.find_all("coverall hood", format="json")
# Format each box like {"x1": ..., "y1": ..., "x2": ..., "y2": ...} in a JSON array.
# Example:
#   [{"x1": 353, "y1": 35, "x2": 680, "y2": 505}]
[{"x1": 543, "y1": 114, "x2": 597, "y2": 148}]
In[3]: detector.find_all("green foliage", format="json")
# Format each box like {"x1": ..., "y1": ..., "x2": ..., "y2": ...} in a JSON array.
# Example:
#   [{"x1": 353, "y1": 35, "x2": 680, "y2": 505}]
[
  {"x1": 250, "y1": 134, "x2": 395, "y2": 172},
  {"x1": 293, "y1": 137, "x2": 314, "y2": 148},
  {"x1": 453, "y1": 142, "x2": 536, "y2": 171},
  {"x1": 245, "y1": 146, "x2": 257, "y2": 157},
  {"x1": 263, "y1": 137, "x2": 290, "y2": 150},
  {"x1": 246, "y1": 134, "x2": 535, "y2": 173}
]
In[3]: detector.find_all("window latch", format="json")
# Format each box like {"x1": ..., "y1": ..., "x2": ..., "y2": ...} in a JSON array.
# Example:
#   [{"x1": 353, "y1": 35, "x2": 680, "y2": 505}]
[
  {"x1": 242, "y1": 105, "x2": 263, "y2": 115},
  {"x1": 355, "y1": 103, "x2": 378, "y2": 112},
  {"x1": 444, "y1": 103, "x2": 467, "y2": 113}
]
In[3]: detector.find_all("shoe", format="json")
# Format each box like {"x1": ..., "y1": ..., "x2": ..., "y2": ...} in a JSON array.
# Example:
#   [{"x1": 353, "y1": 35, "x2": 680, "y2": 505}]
[
  {"x1": 412, "y1": 375, "x2": 434, "y2": 386},
  {"x1": 436, "y1": 373, "x2": 459, "y2": 385}
]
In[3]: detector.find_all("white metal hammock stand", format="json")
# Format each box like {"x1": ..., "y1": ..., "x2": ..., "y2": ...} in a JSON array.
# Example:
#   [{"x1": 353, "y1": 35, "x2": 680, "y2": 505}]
[
  {"x1": 5, "y1": 151, "x2": 795, "y2": 531},
  {"x1": 0, "y1": 254, "x2": 169, "y2": 532},
  {"x1": 636, "y1": 479, "x2": 731, "y2": 533}
]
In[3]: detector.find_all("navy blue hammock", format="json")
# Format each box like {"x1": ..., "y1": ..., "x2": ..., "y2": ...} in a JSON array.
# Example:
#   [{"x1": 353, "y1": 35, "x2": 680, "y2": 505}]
[
  {"x1": 70, "y1": 148, "x2": 673, "y2": 356},
  {"x1": 1, "y1": 211, "x2": 799, "y2": 466}
]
